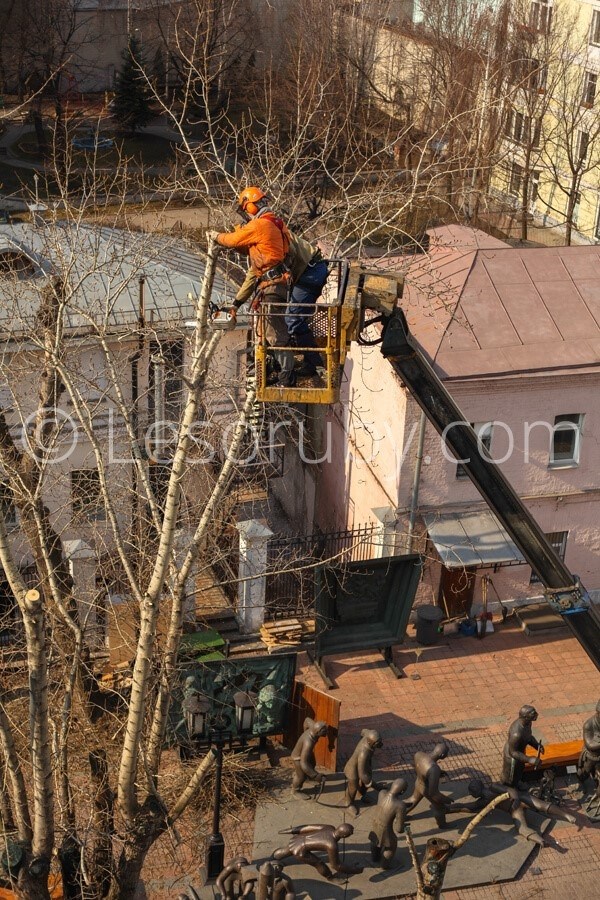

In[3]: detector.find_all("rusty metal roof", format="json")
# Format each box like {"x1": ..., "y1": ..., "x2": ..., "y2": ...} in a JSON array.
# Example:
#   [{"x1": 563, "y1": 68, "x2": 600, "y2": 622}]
[{"x1": 399, "y1": 226, "x2": 600, "y2": 380}]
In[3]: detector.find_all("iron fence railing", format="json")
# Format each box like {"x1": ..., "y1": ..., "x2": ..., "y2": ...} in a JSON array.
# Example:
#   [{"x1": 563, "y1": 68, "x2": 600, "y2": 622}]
[{"x1": 265, "y1": 524, "x2": 379, "y2": 619}]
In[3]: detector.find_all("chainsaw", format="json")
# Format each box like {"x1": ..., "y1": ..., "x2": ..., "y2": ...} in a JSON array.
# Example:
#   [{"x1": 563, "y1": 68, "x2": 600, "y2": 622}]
[{"x1": 208, "y1": 300, "x2": 236, "y2": 330}]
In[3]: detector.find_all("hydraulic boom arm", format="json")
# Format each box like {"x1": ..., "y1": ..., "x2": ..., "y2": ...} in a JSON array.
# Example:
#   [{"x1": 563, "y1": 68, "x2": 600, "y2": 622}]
[{"x1": 380, "y1": 309, "x2": 600, "y2": 671}]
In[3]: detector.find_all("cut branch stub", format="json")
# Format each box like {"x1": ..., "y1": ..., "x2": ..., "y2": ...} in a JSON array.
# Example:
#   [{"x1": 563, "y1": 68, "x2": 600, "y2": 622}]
[{"x1": 24, "y1": 589, "x2": 41, "y2": 613}]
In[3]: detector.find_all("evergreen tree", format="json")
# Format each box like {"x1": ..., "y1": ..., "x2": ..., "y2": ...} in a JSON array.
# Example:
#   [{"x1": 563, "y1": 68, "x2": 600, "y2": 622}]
[
  {"x1": 152, "y1": 45, "x2": 166, "y2": 97},
  {"x1": 111, "y1": 35, "x2": 153, "y2": 134}
]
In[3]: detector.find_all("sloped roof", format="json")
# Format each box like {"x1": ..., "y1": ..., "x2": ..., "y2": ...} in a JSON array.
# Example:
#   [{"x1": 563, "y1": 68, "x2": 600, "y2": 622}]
[
  {"x1": 399, "y1": 225, "x2": 600, "y2": 380},
  {"x1": 0, "y1": 223, "x2": 236, "y2": 336}
]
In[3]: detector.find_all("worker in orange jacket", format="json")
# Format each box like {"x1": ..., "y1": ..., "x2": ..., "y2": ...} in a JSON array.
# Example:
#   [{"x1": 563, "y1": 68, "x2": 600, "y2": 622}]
[{"x1": 208, "y1": 187, "x2": 296, "y2": 387}]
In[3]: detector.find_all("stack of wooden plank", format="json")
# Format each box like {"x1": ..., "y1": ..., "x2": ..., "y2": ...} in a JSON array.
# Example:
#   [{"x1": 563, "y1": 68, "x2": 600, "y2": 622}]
[{"x1": 260, "y1": 617, "x2": 315, "y2": 651}]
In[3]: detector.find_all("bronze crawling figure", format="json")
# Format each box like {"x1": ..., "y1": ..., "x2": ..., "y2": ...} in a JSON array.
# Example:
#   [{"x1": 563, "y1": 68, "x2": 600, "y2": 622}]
[
  {"x1": 467, "y1": 779, "x2": 576, "y2": 846},
  {"x1": 272, "y1": 823, "x2": 363, "y2": 880}
]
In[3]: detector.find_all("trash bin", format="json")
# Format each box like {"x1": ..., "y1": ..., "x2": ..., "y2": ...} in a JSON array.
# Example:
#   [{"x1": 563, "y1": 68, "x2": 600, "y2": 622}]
[{"x1": 416, "y1": 604, "x2": 444, "y2": 645}]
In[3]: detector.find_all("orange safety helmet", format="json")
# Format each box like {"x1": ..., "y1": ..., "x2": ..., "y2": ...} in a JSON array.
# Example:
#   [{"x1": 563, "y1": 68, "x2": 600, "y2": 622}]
[{"x1": 237, "y1": 186, "x2": 268, "y2": 219}]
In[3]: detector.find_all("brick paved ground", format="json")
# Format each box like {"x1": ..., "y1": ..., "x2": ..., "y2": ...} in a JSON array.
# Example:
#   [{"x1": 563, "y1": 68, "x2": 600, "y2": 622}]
[{"x1": 293, "y1": 618, "x2": 600, "y2": 898}]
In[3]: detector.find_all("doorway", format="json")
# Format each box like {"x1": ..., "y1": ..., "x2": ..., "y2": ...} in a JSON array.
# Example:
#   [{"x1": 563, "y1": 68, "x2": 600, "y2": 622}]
[{"x1": 438, "y1": 565, "x2": 476, "y2": 617}]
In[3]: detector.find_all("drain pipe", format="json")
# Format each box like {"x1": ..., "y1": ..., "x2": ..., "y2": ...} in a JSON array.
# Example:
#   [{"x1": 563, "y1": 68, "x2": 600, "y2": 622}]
[{"x1": 407, "y1": 411, "x2": 426, "y2": 553}]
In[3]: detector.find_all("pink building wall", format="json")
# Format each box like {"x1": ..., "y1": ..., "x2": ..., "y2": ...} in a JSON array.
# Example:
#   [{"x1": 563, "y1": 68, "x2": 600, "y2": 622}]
[{"x1": 316, "y1": 354, "x2": 600, "y2": 606}]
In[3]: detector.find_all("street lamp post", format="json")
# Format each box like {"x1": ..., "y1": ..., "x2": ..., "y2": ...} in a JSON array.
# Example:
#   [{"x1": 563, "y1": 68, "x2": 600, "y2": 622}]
[
  {"x1": 183, "y1": 688, "x2": 257, "y2": 882},
  {"x1": 205, "y1": 730, "x2": 226, "y2": 880}
]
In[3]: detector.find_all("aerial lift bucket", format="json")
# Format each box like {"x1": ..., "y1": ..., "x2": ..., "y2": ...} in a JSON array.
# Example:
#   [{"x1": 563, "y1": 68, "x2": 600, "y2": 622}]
[{"x1": 254, "y1": 260, "x2": 356, "y2": 404}]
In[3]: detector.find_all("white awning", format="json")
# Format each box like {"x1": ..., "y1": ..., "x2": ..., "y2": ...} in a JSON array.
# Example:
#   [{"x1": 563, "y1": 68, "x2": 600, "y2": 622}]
[{"x1": 424, "y1": 510, "x2": 526, "y2": 569}]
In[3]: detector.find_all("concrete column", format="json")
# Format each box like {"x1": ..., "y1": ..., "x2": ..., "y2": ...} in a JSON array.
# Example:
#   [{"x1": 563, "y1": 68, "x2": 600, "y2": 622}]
[
  {"x1": 371, "y1": 506, "x2": 397, "y2": 559},
  {"x1": 235, "y1": 519, "x2": 273, "y2": 634},
  {"x1": 64, "y1": 539, "x2": 100, "y2": 646}
]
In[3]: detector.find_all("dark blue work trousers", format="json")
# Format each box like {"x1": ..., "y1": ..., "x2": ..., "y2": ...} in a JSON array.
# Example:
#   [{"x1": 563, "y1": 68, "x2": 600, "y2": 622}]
[{"x1": 285, "y1": 259, "x2": 328, "y2": 369}]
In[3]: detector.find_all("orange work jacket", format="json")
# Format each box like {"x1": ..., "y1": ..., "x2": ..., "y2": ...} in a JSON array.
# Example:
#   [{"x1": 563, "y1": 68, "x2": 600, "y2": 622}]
[{"x1": 216, "y1": 213, "x2": 290, "y2": 277}]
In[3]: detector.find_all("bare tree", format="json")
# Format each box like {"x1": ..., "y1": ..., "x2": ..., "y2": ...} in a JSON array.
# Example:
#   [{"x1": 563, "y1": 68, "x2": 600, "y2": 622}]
[
  {"x1": 540, "y1": 33, "x2": 600, "y2": 244},
  {"x1": 0, "y1": 163, "x2": 261, "y2": 898}
]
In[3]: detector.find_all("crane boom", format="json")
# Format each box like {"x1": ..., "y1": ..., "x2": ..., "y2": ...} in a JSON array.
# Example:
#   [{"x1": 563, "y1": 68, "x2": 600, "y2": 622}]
[{"x1": 380, "y1": 309, "x2": 600, "y2": 670}]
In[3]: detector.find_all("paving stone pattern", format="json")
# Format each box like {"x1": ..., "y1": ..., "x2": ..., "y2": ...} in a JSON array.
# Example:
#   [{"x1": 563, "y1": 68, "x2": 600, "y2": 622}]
[{"x1": 291, "y1": 621, "x2": 600, "y2": 898}]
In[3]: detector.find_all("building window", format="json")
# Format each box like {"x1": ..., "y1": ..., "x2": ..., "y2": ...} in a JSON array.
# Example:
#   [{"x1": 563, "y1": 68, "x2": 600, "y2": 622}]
[
  {"x1": 577, "y1": 130, "x2": 590, "y2": 162},
  {"x1": 572, "y1": 191, "x2": 582, "y2": 225},
  {"x1": 508, "y1": 113, "x2": 541, "y2": 147},
  {"x1": 595, "y1": 202, "x2": 600, "y2": 240},
  {"x1": 530, "y1": 171, "x2": 540, "y2": 208},
  {"x1": 513, "y1": 111, "x2": 525, "y2": 143},
  {"x1": 527, "y1": 58, "x2": 547, "y2": 92},
  {"x1": 530, "y1": 0, "x2": 552, "y2": 34},
  {"x1": 149, "y1": 339, "x2": 184, "y2": 425},
  {"x1": 71, "y1": 469, "x2": 105, "y2": 521},
  {"x1": 0, "y1": 482, "x2": 16, "y2": 528},
  {"x1": 583, "y1": 71, "x2": 597, "y2": 106},
  {"x1": 509, "y1": 162, "x2": 524, "y2": 197},
  {"x1": 148, "y1": 462, "x2": 171, "y2": 514},
  {"x1": 591, "y1": 9, "x2": 600, "y2": 46},
  {"x1": 456, "y1": 422, "x2": 493, "y2": 479},
  {"x1": 550, "y1": 414, "x2": 583, "y2": 467},
  {"x1": 530, "y1": 530, "x2": 567, "y2": 583}
]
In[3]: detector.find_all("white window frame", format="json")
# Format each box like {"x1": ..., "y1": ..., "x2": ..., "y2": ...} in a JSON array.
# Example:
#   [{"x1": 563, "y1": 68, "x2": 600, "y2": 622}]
[
  {"x1": 590, "y1": 8, "x2": 600, "y2": 46},
  {"x1": 549, "y1": 414, "x2": 583, "y2": 468},
  {"x1": 572, "y1": 191, "x2": 582, "y2": 226},
  {"x1": 595, "y1": 200, "x2": 600, "y2": 240},
  {"x1": 577, "y1": 130, "x2": 590, "y2": 163},
  {"x1": 583, "y1": 71, "x2": 597, "y2": 107},
  {"x1": 509, "y1": 161, "x2": 524, "y2": 197},
  {"x1": 530, "y1": 0, "x2": 552, "y2": 34},
  {"x1": 513, "y1": 111, "x2": 525, "y2": 144},
  {"x1": 529, "y1": 171, "x2": 541, "y2": 212},
  {"x1": 456, "y1": 422, "x2": 493, "y2": 479}
]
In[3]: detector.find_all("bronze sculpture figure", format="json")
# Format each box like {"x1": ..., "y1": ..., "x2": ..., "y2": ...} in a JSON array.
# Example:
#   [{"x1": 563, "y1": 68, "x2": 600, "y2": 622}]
[
  {"x1": 467, "y1": 779, "x2": 576, "y2": 845},
  {"x1": 369, "y1": 777, "x2": 408, "y2": 869},
  {"x1": 405, "y1": 741, "x2": 453, "y2": 827},
  {"x1": 272, "y1": 823, "x2": 363, "y2": 880},
  {"x1": 215, "y1": 856, "x2": 251, "y2": 899},
  {"x1": 343, "y1": 728, "x2": 383, "y2": 815},
  {"x1": 577, "y1": 699, "x2": 600, "y2": 818},
  {"x1": 501, "y1": 705, "x2": 543, "y2": 788},
  {"x1": 214, "y1": 858, "x2": 296, "y2": 900},
  {"x1": 267, "y1": 864, "x2": 296, "y2": 900},
  {"x1": 290, "y1": 717, "x2": 328, "y2": 799}
]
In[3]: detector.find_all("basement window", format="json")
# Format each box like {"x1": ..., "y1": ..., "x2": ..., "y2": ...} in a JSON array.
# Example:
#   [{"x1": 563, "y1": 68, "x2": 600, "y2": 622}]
[{"x1": 530, "y1": 530, "x2": 567, "y2": 583}]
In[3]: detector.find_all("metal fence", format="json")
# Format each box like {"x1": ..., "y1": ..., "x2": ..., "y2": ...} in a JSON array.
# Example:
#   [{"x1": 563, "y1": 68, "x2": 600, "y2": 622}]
[{"x1": 265, "y1": 524, "x2": 379, "y2": 619}]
